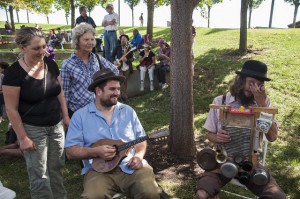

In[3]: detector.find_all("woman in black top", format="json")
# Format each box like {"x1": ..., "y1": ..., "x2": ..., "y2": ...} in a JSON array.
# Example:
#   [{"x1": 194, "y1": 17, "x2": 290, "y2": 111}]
[
  {"x1": 139, "y1": 43, "x2": 156, "y2": 91},
  {"x1": 2, "y1": 27, "x2": 69, "y2": 199}
]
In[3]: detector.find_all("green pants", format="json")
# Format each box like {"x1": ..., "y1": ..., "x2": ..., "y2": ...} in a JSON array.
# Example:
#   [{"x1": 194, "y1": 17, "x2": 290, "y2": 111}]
[{"x1": 81, "y1": 165, "x2": 160, "y2": 199}]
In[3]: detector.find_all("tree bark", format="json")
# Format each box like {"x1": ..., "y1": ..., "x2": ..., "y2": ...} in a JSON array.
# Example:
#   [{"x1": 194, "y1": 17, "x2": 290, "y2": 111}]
[
  {"x1": 169, "y1": 0, "x2": 198, "y2": 158},
  {"x1": 292, "y1": 3, "x2": 299, "y2": 28},
  {"x1": 268, "y1": 0, "x2": 275, "y2": 28},
  {"x1": 27, "y1": 10, "x2": 30, "y2": 24},
  {"x1": 248, "y1": 7, "x2": 252, "y2": 28},
  {"x1": 47, "y1": 15, "x2": 49, "y2": 24},
  {"x1": 239, "y1": 0, "x2": 248, "y2": 55},
  {"x1": 71, "y1": 0, "x2": 75, "y2": 28},
  {"x1": 9, "y1": 5, "x2": 15, "y2": 32},
  {"x1": 207, "y1": 6, "x2": 211, "y2": 28},
  {"x1": 146, "y1": 0, "x2": 155, "y2": 41}
]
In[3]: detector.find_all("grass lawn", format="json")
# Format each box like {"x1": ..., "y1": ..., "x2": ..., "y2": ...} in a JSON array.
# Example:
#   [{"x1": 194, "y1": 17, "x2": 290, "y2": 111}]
[{"x1": 0, "y1": 23, "x2": 300, "y2": 198}]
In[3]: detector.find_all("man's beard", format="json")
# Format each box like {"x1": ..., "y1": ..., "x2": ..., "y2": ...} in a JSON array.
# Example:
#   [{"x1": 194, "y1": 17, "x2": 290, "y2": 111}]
[
  {"x1": 100, "y1": 96, "x2": 118, "y2": 107},
  {"x1": 237, "y1": 89, "x2": 255, "y2": 106}
]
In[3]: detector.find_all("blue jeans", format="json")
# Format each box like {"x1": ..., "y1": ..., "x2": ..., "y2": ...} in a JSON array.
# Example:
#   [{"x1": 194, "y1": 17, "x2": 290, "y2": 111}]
[
  {"x1": 104, "y1": 31, "x2": 117, "y2": 63},
  {"x1": 23, "y1": 121, "x2": 67, "y2": 199}
]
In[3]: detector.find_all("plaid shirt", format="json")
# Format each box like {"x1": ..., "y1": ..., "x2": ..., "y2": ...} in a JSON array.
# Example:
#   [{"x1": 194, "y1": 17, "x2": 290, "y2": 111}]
[{"x1": 61, "y1": 52, "x2": 119, "y2": 112}]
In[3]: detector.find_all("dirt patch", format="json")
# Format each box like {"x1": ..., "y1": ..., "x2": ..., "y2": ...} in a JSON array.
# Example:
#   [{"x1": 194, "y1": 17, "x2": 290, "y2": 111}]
[{"x1": 145, "y1": 129, "x2": 207, "y2": 182}]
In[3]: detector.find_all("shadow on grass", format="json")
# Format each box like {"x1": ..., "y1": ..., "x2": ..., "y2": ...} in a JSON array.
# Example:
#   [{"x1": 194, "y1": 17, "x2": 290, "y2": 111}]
[{"x1": 204, "y1": 28, "x2": 232, "y2": 35}]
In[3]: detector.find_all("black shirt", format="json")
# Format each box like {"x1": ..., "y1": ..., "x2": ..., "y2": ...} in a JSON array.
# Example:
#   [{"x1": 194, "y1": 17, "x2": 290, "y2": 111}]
[
  {"x1": 3, "y1": 57, "x2": 62, "y2": 126},
  {"x1": 75, "y1": 16, "x2": 96, "y2": 28}
]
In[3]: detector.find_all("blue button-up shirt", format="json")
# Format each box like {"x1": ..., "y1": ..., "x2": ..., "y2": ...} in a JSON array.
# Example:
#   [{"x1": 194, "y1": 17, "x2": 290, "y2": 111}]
[
  {"x1": 60, "y1": 53, "x2": 119, "y2": 112},
  {"x1": 65, "y1": 102, "x2": 148, "y2": 175}
]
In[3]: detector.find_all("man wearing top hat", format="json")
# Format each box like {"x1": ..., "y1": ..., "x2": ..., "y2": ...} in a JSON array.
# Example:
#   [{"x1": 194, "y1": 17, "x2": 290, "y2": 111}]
[
  {"x1": 196, "y1": 60, "x2": 286, "y2": 199},
  {"x1": 64, "y1": 68, "x2": 160, "y2": 199},
  {"x1": 102, "y1": 4, "x2": 119, "y2": 63}
]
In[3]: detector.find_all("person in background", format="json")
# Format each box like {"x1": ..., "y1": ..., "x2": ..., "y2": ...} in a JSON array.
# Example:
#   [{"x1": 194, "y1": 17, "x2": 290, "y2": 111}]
[
  {"x1": 112, "y1": 34, "x2": 134, "y2": 102},
  {"x1": 131, "y1": 29, "x2": 144, "y2": 49},
  {"x1": 139, "y1": 13, "x2": 144, "y2": 27},
  {"x1": 46, "y1": 45, "x2": 55, "y2": 61},
  {"x1": 47, "y1": 29, "x2": 57, "y2": 47},
  {"x1": 2, "y1": 27, "x2": 69, "y2": 199},
  {"x1": 75, "y1": 6, "x2": 96, "y2": 28},
  {"x1": 4, "y1": 21, "x2": 12, "y2": 34},
  {"x1": 56, "y1": 28, "x2": 66, "y2": 50},
  {"x1": 195, "y1": 60, "x2": 286, "y2": 199},
  {"x1": 102, "y1": 4, "x2": 118, "y2": 63},
  {"x1": 65, "y1": 68, "x2": 160, "y2": 199},
  {"x1": 156, "y1": 39, "x2": 170, "y2": 89},
  {"x1": 61, "y1": 23, "x2": 118, "y2": 118},
  {"x1": 138, "y1": 43, "x2": 155, "y2": 91},
  {"x1": 0, "y1": 62, "x2": 9, "y2": 123}
]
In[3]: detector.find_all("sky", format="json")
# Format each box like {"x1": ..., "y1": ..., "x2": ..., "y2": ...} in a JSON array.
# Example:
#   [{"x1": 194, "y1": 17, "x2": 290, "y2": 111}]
[{"x1": 0, "y1": 0, "x2": 299, "y2": 28}]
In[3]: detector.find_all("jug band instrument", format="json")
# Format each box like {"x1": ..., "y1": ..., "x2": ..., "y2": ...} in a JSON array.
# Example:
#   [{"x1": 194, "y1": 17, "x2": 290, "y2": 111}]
[{"x1": 197, "y1": 104, "x2": 278, "y2": 186}]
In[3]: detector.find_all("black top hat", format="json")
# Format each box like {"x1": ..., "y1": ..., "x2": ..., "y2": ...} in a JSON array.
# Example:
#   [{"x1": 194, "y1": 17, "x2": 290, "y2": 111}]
[
  {"x1": 236, "y1": 60, "x2": 271, "y2": 81},
  {"x1": 88, "y1": 68, "x2": 125, "y2": 92}
]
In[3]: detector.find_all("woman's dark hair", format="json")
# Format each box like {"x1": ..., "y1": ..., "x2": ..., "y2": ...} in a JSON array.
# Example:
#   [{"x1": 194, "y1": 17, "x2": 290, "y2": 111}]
[{"x1": 15, "y1": 27, "x2": 44, "y2": 47}]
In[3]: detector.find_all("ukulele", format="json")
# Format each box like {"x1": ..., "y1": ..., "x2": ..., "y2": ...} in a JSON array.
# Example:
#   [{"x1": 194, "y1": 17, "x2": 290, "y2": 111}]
[{"x1": 91, "y1": 130, "x2": 168, "y2": 173}]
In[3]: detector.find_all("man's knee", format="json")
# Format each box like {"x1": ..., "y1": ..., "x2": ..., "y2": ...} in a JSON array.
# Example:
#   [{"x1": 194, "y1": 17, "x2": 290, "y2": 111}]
[{"x1": 196, "y1": 189, "x2": 209, "y2": 199}]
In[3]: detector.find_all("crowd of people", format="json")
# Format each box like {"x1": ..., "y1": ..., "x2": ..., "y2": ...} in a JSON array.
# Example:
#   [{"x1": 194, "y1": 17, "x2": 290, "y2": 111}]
[{"x1": 0, "y1": 5, "x2": 286, "y2": 199}]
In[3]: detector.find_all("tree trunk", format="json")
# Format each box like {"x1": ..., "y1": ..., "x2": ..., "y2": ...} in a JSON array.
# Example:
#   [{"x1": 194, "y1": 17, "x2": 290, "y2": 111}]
[
  {"x1": 292, "y1": 3, "x2": 299, "y2": 28},
  {"x1": 131, "y1": 7, "x2": 134, "y2": 27},
  {"x1": 47, "y1": 15, "x2": 49, "y2": 24},
  {"x1": 118, "y1": 0, "x2": 121, "y2": 26},
  {"x1": 207, "y1": 6, "x2": 211, "y2": 28},
  {"x1": 27, "y1": 10, "x2": 30, "y2": 23},
  {"x1": 248, "y1": 7, "x2": 252, "y2": 28},
  {"x1": 239, "y1": 0, "x2": 248, "y2": 55},
  {"x1": 268, "y1": 0, "x2": 275, "y2": 28},
  {"x1": 169, "y1": 0, "x2": 198, "y2": 158},
  {"x1": 16, "y1": 10, "x2": 20, "y2": 23},
  {"x1": 71, "y1": 0, "x2": 75, "y2": 28},
  {"x1": 66, "y1": 15, "x2": 69, "y2": 25},
  {"x1": 146, "y1": 0, "x2": 155, "y2": 41},
  {"x1": 9, "y1": 5, "x2": 15, "y2": 32},
  {"x1": 5, "y1": 6, "x2": 9, "y2": 22}
]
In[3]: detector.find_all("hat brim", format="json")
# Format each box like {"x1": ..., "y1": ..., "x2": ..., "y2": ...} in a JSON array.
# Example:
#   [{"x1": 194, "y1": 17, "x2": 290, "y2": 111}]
[
  {"x1": 88, "y1": 76, "x2": 126, "y2": 92},
  {"x1": 235, "y1": 71, "x2": 271, "y2": 81}
]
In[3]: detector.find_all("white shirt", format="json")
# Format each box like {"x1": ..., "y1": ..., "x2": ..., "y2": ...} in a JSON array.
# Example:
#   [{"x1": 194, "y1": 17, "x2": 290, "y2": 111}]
[{"x1": 102, "y1": 13, "x2": 118, "y2": 31}]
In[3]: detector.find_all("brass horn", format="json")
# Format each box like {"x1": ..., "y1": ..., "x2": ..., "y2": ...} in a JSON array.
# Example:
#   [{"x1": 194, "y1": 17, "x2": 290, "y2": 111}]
[{"x1": 215, "y1": 145, "x2": 228, "y2": 164}]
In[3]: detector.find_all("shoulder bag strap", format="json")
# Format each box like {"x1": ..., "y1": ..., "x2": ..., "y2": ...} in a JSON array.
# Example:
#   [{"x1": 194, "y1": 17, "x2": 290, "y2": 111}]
[{"x1": 95, "y1": 53, "x2": 104, "y2": 70}]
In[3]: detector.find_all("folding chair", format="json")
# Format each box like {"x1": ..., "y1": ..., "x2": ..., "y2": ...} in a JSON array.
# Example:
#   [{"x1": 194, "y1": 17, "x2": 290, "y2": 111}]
[{"x1": 221, "y1": 135, "x2": 269, "y2": 199}]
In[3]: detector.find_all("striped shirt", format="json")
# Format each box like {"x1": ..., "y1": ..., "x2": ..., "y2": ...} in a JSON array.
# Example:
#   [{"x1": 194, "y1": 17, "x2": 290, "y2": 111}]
[{"x1": 61, "y1": 52, "x2": 119, "y2": 112}]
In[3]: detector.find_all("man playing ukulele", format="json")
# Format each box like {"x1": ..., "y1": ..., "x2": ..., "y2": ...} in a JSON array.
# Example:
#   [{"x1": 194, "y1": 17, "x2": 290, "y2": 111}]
[{"x1": 65, "y1": 68, "x2": 160, "y2": 199}]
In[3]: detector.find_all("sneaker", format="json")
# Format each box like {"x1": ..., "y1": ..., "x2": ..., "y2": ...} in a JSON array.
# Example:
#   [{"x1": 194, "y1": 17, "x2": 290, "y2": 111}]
[
  {"x1": 150, "y1": 81, "x2": 154, "y2": 91},
  {"x1": 0, "y1": 181, "x2": 16, "y2": 199},
  {"x1": 140, "y1": 81, "x2": 144, "y2": 91},
  {"x1": 162, "y1": 83, "x2": 168, "y2": 89}
]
